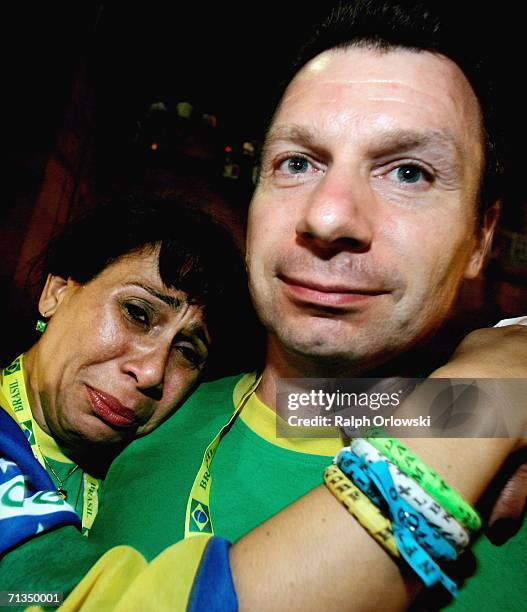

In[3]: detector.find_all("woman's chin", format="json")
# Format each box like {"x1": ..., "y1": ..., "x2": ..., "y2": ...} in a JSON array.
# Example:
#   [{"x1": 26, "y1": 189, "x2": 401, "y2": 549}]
[{"x1": 63, "y1": 411, "x2": 138, "y2": 450}]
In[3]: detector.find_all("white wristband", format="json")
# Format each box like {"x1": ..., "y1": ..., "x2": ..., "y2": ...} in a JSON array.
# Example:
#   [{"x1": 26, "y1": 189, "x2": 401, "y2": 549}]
[{"x1": 349, "y1": 438, "x2": 470, "y2": 550}]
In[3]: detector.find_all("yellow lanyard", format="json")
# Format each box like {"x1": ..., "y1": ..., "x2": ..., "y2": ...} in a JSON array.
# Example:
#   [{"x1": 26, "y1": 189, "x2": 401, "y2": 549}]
[
  {"x1": 1, "y1": 354, "x2": 100, "y2": 535},
  {"x1": 184, "y1": 373, "x2": 262, "y2": 538}
]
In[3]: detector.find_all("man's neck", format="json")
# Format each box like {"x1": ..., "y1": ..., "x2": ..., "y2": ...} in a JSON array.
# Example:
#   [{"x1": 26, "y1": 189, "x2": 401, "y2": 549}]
[
  {"x1": 256, "y1": 339, "x2": 370, "y2": 410},
  {"x1": 257, "y1": 336, "x2": 451, "y2": 410}
]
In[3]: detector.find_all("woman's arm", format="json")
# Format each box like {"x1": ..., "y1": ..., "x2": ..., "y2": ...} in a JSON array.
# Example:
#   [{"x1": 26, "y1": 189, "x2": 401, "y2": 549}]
[
  {"x1": 230, "y1": 325, "x2": 527, "y2": 611},
  {"x1": 25, "y1": 325, "x2": 527, "y2": 611}
]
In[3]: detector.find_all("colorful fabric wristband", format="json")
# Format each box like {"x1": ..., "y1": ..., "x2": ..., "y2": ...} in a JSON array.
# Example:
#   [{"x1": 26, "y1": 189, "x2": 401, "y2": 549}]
[
  {"x1": 350, "y1": 439, "x2": 470, "y2": 550},
  {"x1": 335, "y1": 449, "x2": 457, "y2": 562},
  {"x1": 324, "y1": 463, "x2": 459, "y2": 596},
  {"x1": 367, "y1": 437, "x2": 481, "y2": 532},
  {"x1": 323, "y1": 464, "x2": 399, "y2": 557},
  {"x1": 364, "y1": 460, "x2": 459, "y2": 596}
]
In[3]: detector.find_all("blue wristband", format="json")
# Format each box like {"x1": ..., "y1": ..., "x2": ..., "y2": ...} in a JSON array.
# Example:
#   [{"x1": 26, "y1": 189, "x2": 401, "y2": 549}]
[
  {"x1": 336, "y1": 449, "x2": 457, "y2": 562},
  {"x1": 368, "y1": 460, "x2": 459, "y2": 596}
]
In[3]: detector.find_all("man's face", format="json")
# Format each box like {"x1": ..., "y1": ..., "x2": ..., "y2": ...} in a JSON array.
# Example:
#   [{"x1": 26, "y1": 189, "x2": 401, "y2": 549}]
[{"x1": 247, "y1": 46, "x2": 491, "y2": 372}]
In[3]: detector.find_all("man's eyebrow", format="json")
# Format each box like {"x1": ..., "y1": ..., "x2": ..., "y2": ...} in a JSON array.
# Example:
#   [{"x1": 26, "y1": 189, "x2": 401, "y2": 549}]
[
  {"x1": 369, "y1": 129, "x2": 462, "y2": 158},
  {"x1": 128, "y1": 283, "x2": 181, "y2": 310},
  {"x1": 263, "y1": 124, "x2": 319, "y2": 153},
  {"x1": 263, "y1": 125, "x2": 461, "y2": 158}
]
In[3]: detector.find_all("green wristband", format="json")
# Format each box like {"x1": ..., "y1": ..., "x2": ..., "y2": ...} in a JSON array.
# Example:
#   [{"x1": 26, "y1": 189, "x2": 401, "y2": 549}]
[{"x1": 367, "y1": 437, "x2": 481, "y2": 532}]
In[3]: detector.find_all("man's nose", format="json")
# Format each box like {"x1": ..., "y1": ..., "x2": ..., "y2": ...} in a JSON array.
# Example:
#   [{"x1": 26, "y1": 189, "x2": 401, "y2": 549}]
[
  {"x1": 295, "y1": 167, "x2": 375, "y2": 253},
  {"x1": 122, "y1": 342, "x2": 170, "y2": 397}
]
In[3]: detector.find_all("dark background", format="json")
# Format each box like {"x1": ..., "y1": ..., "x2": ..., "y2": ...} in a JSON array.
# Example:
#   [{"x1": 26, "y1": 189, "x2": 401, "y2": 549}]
[
  {"x1": 6, "y1": 3, "x2": 527, "y2": 202},
  {"x1": 3, "y1": 2, "x2": 527, "y2": 363}
]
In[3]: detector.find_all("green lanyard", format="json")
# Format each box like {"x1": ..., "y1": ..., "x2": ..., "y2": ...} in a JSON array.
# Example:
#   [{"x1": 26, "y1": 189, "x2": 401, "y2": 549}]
[
  {"x1": 184, "y1": 373, "x2": 262, "y2": 538},
  {"x1": 1, "y1": 355, "x2": 100, "y2": 535}
]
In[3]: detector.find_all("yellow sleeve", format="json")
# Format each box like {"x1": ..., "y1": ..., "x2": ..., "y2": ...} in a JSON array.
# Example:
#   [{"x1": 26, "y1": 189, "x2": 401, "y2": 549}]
[{"x1": 27, "y1": 535, "x2": 215, "y2": 612}]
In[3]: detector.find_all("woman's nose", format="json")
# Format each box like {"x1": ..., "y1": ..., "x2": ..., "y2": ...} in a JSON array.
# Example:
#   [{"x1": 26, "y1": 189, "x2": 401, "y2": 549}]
[{"x1": 121, "y1": 343, "x2": 171, "y2": 396}]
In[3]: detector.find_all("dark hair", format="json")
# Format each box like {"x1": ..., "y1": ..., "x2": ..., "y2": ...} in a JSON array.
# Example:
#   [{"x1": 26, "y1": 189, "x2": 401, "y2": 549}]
[
  {"x1": 270, "y1": 0, "x2": 503, "y2": 215},
  {"x1": 41, "y1": 196, "x2": 263, "y2": 377}
]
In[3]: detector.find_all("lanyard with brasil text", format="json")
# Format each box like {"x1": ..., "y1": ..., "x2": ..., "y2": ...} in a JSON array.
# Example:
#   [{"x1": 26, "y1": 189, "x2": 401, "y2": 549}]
[
  {"x1": 0, "y1": 355, "x2": 100, "y2": 535},
  {"x1": 184, "y1": 373, "x2": 262, "y2": 538}
]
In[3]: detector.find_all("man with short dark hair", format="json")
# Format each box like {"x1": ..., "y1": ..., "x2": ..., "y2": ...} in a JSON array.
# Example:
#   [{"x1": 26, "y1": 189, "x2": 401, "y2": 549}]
[
  {"x1": 248, "y1": 0, "x2": 507, "y2": 388},
  {"x1": 4, "y1": 2, "x2": 526, "y2": 610},
  {"x1": 78, "y1": 3, "x2": 526, "y2": 609}
]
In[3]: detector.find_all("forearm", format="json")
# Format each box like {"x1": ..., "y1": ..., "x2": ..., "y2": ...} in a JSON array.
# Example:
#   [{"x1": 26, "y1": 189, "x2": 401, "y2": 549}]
[
  {"x1": 231, "y1": 485, "x2": 417, "y2": 612},
  {"x1": 231, "y1": 437, "x2": 516, "y2": 612}
]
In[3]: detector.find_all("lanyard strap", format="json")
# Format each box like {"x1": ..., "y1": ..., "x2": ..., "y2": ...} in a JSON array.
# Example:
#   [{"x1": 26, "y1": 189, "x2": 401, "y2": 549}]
[
  {"x1": 82, "y1": 472, "x2": 100, "y2": 535},
  {"x1": 1, "y1": 354, "x2": 100, "y2": 535},
  {"x1": 184, "y1": 373, "x2": 262, "y2": 538},
  {"x1": 1, "y1": 355, "x2": 44, "y2": 464}
]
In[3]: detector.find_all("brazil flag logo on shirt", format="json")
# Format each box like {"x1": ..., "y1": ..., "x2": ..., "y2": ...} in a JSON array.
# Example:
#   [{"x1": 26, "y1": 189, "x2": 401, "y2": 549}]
[{"x1": 189, "y1": 498, "x2": 212, "y2": 533}]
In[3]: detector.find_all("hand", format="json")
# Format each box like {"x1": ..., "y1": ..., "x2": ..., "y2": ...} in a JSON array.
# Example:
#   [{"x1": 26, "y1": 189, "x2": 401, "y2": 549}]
[
  {"x1": 486, "y1": 451, "x2": 527, "y2": 545},
  {"x1": 438, "y1": 324, "x2": 527, "y2": 378},
  {"x1": 434, "y1": 324, "x2": 527, "y2": 545}
]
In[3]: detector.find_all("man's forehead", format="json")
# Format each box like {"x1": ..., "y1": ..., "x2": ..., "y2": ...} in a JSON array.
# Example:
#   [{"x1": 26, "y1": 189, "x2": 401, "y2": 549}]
[
  {"x1": 264, "y1": 46, "x2": 484, "y2": 168},
  {"x1": 290, "y1": 45, "x2": 478, "y2": 96}
]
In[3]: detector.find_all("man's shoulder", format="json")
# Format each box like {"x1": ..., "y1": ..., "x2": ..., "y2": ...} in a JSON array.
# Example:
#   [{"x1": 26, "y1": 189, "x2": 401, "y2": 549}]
[{"x1": 152, "y1": 373, "x2": 249, "y2": 439}]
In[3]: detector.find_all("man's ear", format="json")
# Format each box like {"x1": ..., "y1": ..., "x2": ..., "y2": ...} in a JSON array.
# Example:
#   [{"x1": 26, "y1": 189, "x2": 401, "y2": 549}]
[
  {"x1": 464, "y1": 201, "x2": 500, "y2": 279},
  {"x1": 38, "y1": 274, "x2": 77, "y2": 318}
]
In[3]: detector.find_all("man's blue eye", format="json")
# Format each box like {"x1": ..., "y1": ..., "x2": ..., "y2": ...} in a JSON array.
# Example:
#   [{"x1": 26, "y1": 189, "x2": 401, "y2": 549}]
[
  {"x1": 286, "y1": 157, "x2": 310, "y2": 174},
  {"x1": 395, "y1": 165, "x2": 425, "y2": 183}
]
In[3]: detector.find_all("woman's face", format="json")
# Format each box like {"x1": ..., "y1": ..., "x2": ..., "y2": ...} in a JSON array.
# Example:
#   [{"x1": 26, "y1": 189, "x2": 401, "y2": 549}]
[{"x1": 31, "y1": 248, "x2": 210, "y2": 450}]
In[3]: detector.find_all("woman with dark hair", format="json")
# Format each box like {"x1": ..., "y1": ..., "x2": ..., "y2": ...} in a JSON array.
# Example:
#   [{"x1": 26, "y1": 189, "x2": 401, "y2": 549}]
[
  {"x1": 0, "y1": 195, "x2": 259, "y2": 549},
  {"x1": 1, "y1": 199, "x2": 525, "y2": 611}
]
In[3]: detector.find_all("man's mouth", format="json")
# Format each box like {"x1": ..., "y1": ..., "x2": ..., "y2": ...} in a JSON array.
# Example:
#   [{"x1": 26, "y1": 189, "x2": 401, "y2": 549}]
[
  {"x1": 86, "y1": 386, "x2": 138, "y2": 429},
  {"x1": 278, "y1": 275, "x2": 389, "y2": 307}
]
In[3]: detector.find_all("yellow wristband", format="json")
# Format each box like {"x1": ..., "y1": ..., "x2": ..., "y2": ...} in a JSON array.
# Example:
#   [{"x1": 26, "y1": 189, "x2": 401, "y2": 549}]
[{"x1": 323, "y1": 464, "x2": 399, "y2": 558}]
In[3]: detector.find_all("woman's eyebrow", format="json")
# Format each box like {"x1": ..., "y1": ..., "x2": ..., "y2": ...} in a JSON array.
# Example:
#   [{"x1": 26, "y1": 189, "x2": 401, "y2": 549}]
[
  {"x1": 126, "y1": 283, "x2": 181, "y2": 310},
  {"x1": 180, "y1": 324, "x2": 211, "y2": 349}
]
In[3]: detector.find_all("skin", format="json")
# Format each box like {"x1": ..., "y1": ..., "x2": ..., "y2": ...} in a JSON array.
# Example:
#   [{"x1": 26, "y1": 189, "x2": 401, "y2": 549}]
[
  {"x1": 23, "y1": 248, "x2": 210, "y2": 471},
  {"x1": 28, "y1": 47, "x2": 521, "y2": 612},
  {"x1": 247, "y1": 47, "x2": 498, "y2": 403},
  {"x1": 231, "y1": 328, "x2": 527, "y2": 611},
  {"x1": 228, "y1": 47, "x2": 523, "y2": 609},
  {"x1": 16, "y1": 47, "x2": 526, "y2": 612}
]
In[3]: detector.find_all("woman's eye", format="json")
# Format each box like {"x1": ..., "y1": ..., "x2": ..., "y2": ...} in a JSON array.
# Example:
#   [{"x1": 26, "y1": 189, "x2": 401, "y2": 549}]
[
  {"x1": 175, "y1": 344, "x2": 202, "y2": 367},
  {"x1": 279, "y1": 156, "x2": 313, "y2": 175},
  {"x1": 124, "y1": 303, "x2": 150, "y2": 326},
  {"x1": 388, "y1": 164, "x2": 430, "y2": 185}
]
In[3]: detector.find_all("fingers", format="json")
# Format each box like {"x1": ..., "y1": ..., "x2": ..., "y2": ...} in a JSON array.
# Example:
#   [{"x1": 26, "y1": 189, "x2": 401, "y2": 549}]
[{"x1": 486, "y1": 461, "x2": 527, "y2": 545}]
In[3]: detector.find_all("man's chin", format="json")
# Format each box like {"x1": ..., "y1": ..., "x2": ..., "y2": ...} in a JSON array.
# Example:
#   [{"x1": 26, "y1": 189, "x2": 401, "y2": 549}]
[
  {"x1": 281, "y1": 335, "x2": 369, "y2": 367},
  {"x1": 271, "y1": 321, "x2": 403, "y2": 372}
]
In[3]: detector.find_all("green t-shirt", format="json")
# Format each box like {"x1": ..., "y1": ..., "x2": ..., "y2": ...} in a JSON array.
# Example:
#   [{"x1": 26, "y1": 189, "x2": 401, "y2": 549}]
[
  {"x1": 87, "y1": 374, "x2": 333, "y2": 557},
  {"x1": 88, "y1": 374, "x2": 526, "y2": 610},
  {"x1": 2, "y1": 374, "x2": 525, "y2": 610}
]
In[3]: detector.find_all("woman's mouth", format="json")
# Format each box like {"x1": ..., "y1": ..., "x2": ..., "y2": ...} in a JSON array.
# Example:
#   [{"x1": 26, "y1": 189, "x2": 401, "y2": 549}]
[{"x1": 85, "y1": 386, "x2": 138, "y2": 429}]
